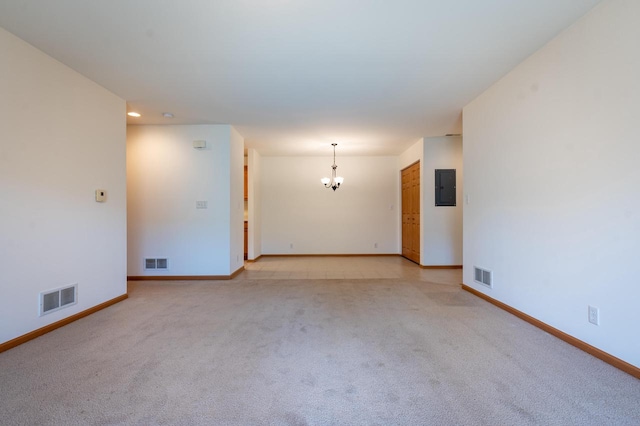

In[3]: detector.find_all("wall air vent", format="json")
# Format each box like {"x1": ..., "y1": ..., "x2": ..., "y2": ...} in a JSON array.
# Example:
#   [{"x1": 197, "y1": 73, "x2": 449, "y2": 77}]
[
  {"x1": 40, "y1": 284, "x2": 77, "y2": 316},
  {"x1": 474, "y1": 266, "x2": 493, "y2": 288},
  {"x1": 145, "y1": 258, "x2": 168, "y2": 270}
]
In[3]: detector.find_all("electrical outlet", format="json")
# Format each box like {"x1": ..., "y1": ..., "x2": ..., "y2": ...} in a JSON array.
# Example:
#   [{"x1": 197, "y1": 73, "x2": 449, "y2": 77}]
[
  {"x1": 374, "y1": 242, "x2": 378, "y2": 248},
  {"x1": 196, "y1": 200, "x2": 208, "y2": 209},
  {"x1": 290, "y1": 243, "x2": 293, "y2": 249},
  {"x1": 588, "y1": 306, "x2": 599, "y2": 325}
]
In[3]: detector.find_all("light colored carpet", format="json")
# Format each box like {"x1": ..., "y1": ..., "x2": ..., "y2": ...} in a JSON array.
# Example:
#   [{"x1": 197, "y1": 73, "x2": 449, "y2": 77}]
[{"x1": 0, "y1": 277, "x2": 639, "y2": 425}]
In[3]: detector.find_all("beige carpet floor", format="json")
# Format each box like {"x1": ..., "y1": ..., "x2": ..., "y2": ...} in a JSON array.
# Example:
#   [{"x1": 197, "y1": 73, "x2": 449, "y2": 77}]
[{"x1": 1, "y1": 277, "x2": 639, "y2": 425}]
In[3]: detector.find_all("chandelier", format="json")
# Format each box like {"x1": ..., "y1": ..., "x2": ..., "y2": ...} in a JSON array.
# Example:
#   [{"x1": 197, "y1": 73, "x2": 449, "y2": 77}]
[{"x1": 321, "y1": 143, "x2": 344, "y2": 191}]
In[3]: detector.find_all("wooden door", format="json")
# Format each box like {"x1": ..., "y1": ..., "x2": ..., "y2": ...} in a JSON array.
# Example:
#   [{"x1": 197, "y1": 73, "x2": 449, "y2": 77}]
[
  {"x1": 244, "y1": 166, "x2": 248, "y2": 200},
  {"x1": 402, "y1": 162, "x2": 420, "y2": 264},
  {"x1": 244, "y1": 221, "x2": 248, "y2": 260},
  {"x1": 244, "y1": 166, "x2": 248, "y2": 259}
]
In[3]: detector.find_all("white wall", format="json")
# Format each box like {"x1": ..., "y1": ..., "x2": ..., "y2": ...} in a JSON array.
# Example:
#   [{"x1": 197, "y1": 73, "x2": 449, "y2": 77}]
[
  {"x1": 463, "y1": 0, "x2": 639, "y2": 367},
  {"x1": 247, "y1": 149, "x2": 262, "y2": 260},
  {"x1": 261, "y1": 156, "x2": 399, "y2": 254},
  {"x1": 127, "y1": 125, "x2": 243, "y2": 276},
  {"x1": 229, "y1": 127, "x2": 245, "y2": 272},
  {"x1": 0, "y1": 27, "x2": 127, "y2": 344},
  {"x1": 399, "y1": 139, "x2": 423, "y2": 170},
  {"x1": 422, "y1": 136, "x2": 463, "y2": 265}
]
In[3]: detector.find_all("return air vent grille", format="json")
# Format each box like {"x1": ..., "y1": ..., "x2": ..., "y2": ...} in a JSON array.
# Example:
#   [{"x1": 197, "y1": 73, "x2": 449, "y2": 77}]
[
  {"x1": 60, "y1": 286, "x2": 75, "y2": 305},
  {"x1": 145, "y1": 258, "x2": 168, "y2": 270},
  {"x1": 474, "y1": 266, "x2": 493, "y2": 288},
  {"x1": 40, "y1": 284, "x2": 77, "y2": 316},
  {"x1": 43, "y1": 292, "x2": 59, "y2": 313}
]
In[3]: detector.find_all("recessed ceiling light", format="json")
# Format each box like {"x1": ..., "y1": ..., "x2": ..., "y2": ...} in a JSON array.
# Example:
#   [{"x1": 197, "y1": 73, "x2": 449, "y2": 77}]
[
  {"x1": 127, "y1": 112, "x2": 141, "y2": 117},
  {"x1": 162, "y1": 112, "x2": 174, "y2": 118}
]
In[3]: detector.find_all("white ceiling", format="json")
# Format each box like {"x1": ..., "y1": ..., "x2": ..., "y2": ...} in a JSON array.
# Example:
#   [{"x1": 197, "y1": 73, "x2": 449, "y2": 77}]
[{"x1": 0, "y1": 0, "x2": 601, "y2": 156}]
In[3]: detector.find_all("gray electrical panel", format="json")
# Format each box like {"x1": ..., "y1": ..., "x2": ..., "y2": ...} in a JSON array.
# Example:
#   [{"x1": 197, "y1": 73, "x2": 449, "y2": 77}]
[{"x1": 435, "y1": 169, "x2": 456, "y2": 206}]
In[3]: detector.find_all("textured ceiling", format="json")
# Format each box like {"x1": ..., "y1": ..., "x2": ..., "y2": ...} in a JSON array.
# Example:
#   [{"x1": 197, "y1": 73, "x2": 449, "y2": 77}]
[{"x1": 0, "y1": 0, "x2": 601, "y2": 155}]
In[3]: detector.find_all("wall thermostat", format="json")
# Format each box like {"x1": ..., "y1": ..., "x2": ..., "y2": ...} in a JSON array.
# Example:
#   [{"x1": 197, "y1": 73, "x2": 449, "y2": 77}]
[{"x1": 193, "y1": 140, "x2": 207, "y2": 149}]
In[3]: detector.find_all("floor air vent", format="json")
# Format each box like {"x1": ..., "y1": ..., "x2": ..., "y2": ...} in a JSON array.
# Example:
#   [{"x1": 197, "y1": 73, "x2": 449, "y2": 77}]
[
  {"x1": 145, "y1": 258, "x2": 168, "y2": 270},
  {"x1": 40, "y1": 284, "x2": 77, "y2": 316},
  {"x1": 474, "y1": 266, "x2": 493, "y2": 288}
]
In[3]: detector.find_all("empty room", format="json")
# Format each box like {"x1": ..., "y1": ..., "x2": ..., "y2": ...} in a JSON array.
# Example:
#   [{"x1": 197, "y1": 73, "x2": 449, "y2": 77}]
[{"x1": 1, "y1": 0, "x2": 639, "y2": 424}]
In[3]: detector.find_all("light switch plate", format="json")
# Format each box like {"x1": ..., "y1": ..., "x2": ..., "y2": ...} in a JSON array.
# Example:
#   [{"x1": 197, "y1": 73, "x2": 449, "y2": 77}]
[{"x1": 95, "y1": 189, "x2": 106, "y2": 202}]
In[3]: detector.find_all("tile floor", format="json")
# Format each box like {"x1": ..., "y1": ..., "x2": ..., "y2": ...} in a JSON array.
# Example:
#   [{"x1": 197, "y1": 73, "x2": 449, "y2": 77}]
[{"x1": 240, "y1": 255, "x2": 462, "y2": 285}]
